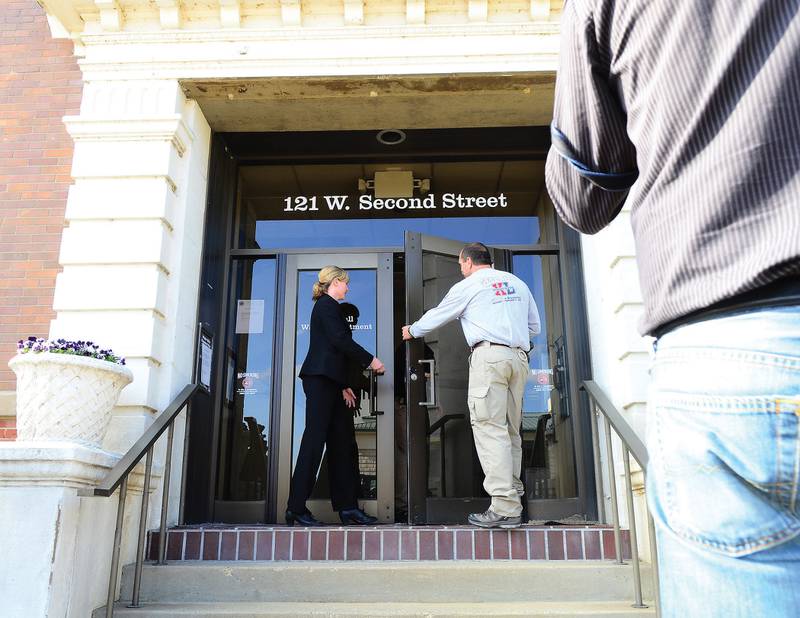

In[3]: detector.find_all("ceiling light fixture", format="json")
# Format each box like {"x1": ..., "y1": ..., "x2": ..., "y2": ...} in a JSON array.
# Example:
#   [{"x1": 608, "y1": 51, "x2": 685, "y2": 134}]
[
  {"x1": 376, "y1": 129, "x2": 407, "y2": 146},
  {"x1": 358, "y1": 168, "x2": 430, "y2": 197}
]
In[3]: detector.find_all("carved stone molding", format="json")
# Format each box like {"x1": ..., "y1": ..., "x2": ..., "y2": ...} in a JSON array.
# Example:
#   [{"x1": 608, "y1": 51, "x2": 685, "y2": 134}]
[
  {"x1": 468, "y1": 0, "x2": 488, "y2": 22},
  {"x1": 406, "y1": 0, "x2": 425, "y2": 24},
  {"x1": 45, "y1": 0, "x2": 563, "y2": 36},
  {"x1": 344, "y1": 0, "x2": 364, "y2": 26},
  {"x1": 219, "y1": 0, "x2": 241, "y2": 28},
  {"x1": 63, "y1": 115, "x2": 196, "y2": 158},
  {"x1": 156, "y1": 0, "x2": 183, "y2": 29},
  {"x1": 94, "y1": 0, "x2": 123, "y2": 31},
  {"x1": 280, "y1": 0, "x2": 301, "y2": 26},
  {"x1": 0, "y1": 442, "x2": 162, "y2": 494}
]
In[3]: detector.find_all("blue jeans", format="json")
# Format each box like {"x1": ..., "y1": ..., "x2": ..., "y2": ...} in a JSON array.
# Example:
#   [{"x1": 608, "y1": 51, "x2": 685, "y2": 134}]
[{"x1": 646, "y1": 305, "x2": 800, "y2": 617}]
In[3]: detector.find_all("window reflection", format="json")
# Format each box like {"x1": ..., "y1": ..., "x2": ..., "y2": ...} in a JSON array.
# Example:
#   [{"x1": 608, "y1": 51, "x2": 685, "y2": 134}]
[
  {"x1": 292, "y1": 269, "x2": 379, "y2": 500},
  {"x1": 513, "y1": 254, "x2": 578, "y2": 501},
  {"x1": 255, "y1": 217, "x2": 539, "y2": 249},
  {"x1": 216, "y1": 259, "x2": 277, "y2": 506}
]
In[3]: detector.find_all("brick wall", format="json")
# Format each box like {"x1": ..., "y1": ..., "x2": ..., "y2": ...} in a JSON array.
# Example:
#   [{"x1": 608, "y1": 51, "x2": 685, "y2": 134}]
[
  {"x1": 0, "y1": 1, "x2": 83, "y2": 437},
  {"x1": 0, "y1": 417, "x2": 16, "y2": 440}
]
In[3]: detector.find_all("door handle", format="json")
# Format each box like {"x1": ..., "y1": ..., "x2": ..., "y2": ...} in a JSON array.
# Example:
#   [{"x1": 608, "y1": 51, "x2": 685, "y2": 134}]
[
  {"x1": 367, "y1": 368, "x2": 384, "y2": 416},
  {"x1": 418, "y1": 358, "x2": 435, "y2": 407}
]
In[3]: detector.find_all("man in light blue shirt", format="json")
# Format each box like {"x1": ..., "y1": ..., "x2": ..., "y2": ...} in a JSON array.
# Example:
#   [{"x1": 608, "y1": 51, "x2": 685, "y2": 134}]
[{"x1": 402, "y1": 242, "x2": 540, "y2": 528}]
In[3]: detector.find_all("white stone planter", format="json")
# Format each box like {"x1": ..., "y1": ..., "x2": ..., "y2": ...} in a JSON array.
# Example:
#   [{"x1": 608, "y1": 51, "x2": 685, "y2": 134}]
[{"x1": 8, "y1": 352, "x2": 133, "y2": 449}]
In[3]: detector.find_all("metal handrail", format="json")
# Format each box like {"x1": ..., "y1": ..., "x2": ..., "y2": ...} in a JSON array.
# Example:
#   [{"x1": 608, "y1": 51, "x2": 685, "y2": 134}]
[
  {"x1": 583, "y1": 381, "x2": 648, "y2": 469},
  {"x1": 582, "y1": 380, "x2": 660, "y2": 617},
  {"x1": 427, "y1": 413, "x2": 466, "y2": 496},
  {"x1": 79, "y1": 383, "x2": 200, "y2": 618}
]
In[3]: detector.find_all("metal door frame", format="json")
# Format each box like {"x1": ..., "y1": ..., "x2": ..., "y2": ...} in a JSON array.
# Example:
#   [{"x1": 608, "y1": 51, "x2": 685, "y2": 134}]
[
  {"x1": 276, "y1": 252, "x2": 395, "y2": 524},
  {"x1": 404, "y1": 232, "x2": 510, "y2": 523},
  {"x1": 404, "y1": 231, "x2": 592, "y2": 524}
]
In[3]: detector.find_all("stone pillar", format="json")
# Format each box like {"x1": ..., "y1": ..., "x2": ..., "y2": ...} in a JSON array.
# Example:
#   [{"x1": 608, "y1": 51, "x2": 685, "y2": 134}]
[
  {"x1": 0, "y1": 79, "x2": 211, "y2": 616},
  {"x1": 57, "y1": 79, "x2": 210, "y2": 521},
  {"x1": 580, "y1": 205, "x2": 654, "y2": 557},
  {"x1": 0, "y1": 443, "x2": 156, "y2": 617}
]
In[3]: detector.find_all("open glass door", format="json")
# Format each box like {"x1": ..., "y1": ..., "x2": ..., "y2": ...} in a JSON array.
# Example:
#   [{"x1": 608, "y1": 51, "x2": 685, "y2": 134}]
[
  {"x1": 404, "y1": 232, "x2": 583, "y2": 524},
  {"x1": 403, "y1": 232, "x2": 512, "y2": 524},
  {"x1": 276, "y1": 253, "x2": 395, "y2": 524}
]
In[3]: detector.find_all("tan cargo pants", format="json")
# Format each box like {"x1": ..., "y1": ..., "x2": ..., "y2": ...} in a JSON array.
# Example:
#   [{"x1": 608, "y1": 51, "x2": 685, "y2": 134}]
[{"x1": 467, "y1": 342, "x2": 529, "y2": 517}]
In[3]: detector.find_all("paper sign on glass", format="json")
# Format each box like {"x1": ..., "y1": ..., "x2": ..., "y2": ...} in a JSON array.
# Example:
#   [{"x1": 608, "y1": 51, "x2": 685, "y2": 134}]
[
  {"x1": 235, "y1": 299, "x2": 265, "y2": 334},
  {"x1": 200, "y1": 333, "x2": 213, "y2": 391}
]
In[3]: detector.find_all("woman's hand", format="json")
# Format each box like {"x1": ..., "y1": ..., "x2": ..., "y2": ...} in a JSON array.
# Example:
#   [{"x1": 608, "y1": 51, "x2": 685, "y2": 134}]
[
  {"x1": 369, "y1": 357, "x2": 385, "y2": 374},
  {"x1": 342, "y1": 388, "x2": 357, "y2": 408}
]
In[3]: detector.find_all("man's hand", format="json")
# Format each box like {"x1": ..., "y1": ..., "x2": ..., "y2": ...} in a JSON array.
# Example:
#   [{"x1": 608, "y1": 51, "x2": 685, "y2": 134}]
[
  {"x1": 401, "y1": 325, "x2": 413, "y2": 341},
  {"x1": 342, "y1": 388, "x2": 356, "y2": 408},
  {"x1": 369, "y1": 357, "x2": 385, "y2": 374}
]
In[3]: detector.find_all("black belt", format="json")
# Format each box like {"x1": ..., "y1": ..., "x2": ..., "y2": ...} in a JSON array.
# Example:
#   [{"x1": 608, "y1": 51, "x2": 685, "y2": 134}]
[
  {"x1": 471, "y1": 341, "x2": 511, "y2": 353},
  {"x1": 653, "y1": 277, "x2": 800, "y2": 339}
]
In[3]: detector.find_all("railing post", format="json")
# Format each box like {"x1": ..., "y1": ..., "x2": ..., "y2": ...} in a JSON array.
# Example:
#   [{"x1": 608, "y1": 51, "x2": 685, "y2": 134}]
[
  {"x1": 588, "y1": 399, "x2": 604, "y2": 522},
  {"x1": 622, "y1": 445, "x2": 646, "y2": 608},
  {"x1": 647, "y1": 510, "x2": 662, "y2": 617},
  {"x1": 178, "y1": 408, "x2": 191, "y2": 525},
  {"x1": 105, "y1": 477, "x2": 128, "y2": 618},
  {"x1": 129, "y1": 448, "x2": 154, "y2": 608},
  {"x1": 602, "y1": 416, "x2": 623, "y2": 564},
  {"x1": 158, "y1": 422, "x2": 175, "y2": 565}
]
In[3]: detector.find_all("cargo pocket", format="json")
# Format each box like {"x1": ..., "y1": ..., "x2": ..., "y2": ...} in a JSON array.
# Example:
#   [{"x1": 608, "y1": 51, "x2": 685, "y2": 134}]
[{"x1": 467, "y1": 385, "x2": 491, "y2": 423}]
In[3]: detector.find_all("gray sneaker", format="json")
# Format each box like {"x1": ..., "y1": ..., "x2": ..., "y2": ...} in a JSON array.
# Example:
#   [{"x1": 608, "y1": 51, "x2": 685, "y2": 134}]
[{"x1": 467, "y1": 509, "x2": 522, "y2": 529}]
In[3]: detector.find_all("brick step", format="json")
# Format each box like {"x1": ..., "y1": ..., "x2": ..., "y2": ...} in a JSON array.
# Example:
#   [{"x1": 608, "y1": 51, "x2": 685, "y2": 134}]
[
  {"x1": 148, "y1": 525, "x2": 632, "y2": 562},
  {"x1": 117, "y1": 562, "x2": 653, "y2": 604},
  {"x1": 102, "y1": 601, "x2": 656, "y2": 617}
]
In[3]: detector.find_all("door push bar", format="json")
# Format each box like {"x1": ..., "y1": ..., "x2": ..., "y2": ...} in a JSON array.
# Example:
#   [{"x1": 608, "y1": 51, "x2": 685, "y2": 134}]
[
  {"x1": 418, "y1": 358, "x2": 436, "y2": 407},
  {"x1": 367, "y1": 368, "x2": 384, "y2": 416}
]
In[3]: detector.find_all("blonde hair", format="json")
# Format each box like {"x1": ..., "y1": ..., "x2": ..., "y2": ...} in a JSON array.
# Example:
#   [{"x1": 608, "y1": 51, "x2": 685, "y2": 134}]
[{"x1": 312, "y1": 265, "x2": 349, "y2": 300}]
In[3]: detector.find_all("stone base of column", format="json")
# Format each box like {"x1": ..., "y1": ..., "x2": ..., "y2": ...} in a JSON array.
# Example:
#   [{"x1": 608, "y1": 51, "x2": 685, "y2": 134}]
[{"x1": 0, "y1": 441, "x2": 155, "y2": 618}]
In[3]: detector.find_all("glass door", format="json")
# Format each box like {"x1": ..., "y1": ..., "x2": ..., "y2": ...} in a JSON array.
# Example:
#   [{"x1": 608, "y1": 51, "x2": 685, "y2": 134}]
[
  {"x1": 213, "y1": 258, "x2": 278, "y2": 523},
  {"x1": 404, "y1": 232, "x2": 582, "y2": 524},
  {"x1": 276, "y1": 253, "x2": 395, "y2": 523},
  {"x1": 404, "y1": 232, "x2": 510, "y2": 524}
]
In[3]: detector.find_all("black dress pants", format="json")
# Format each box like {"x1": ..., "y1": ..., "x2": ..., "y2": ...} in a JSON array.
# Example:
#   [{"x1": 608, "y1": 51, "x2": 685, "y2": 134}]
[{"x1": 287, "y1": 375, "x2": 359, "y2": 513}]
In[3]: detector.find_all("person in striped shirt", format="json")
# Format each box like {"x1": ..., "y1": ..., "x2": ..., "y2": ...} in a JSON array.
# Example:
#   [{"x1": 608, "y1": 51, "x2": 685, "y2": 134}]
[{"x1": 546, "y1": 1, "x2": 800, "y2": 616}]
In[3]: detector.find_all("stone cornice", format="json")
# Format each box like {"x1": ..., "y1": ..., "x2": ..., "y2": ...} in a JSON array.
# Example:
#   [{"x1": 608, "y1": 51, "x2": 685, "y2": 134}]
[
  {"x1": 77, "y1": 22, "x2": 560, "y2": 45},
  {"x1": 63, "y1": 115, "x2": 195, "y2": 158},
  {"x1": 55, "y1": 16, "x2": 562, "y2": 80},
  {"x1": 79, "y1": 56, "x2": 560, "y2": 82},
  {"x1": 0, "y1": 441, "x2": 161, "y2": 492},
  {"x1": 43, "y1": 0, "x2": 564, "y2": 39}
]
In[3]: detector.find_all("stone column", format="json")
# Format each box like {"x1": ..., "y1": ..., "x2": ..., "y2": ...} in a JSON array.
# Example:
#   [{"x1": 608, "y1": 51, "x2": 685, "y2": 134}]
[
  {"x1": 57, "y1": 79, "x2": 211, "y2": 521},
  {"x1": 0, "y1": 79, "x2": 211, "y2": 616},
  {"x1": 0, "y1": 443, "x2": 157, "y2": 617},
  {"x1": 580, "y1": 204, "x2": 654, "y2": 558}
]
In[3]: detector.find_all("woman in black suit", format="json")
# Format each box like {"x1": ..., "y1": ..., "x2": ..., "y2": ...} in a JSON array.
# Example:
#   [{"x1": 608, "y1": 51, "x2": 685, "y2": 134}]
[{"x1": 286, "y1": 266, "x2": 385, "y2": 526}]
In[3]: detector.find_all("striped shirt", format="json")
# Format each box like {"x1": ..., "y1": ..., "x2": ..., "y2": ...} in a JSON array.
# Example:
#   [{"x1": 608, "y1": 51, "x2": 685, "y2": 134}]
[{"x1": 545, "y1": 0, "x2": 800, "y2": 336}]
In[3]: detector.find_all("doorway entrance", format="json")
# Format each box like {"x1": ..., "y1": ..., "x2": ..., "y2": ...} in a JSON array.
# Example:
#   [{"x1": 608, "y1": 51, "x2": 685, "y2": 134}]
[
  {"x1": 276, "y1": 252, "x2": 396, "y2": 524},
  {"x1": 404, "y1": 233, "x2": 510, "y2": 524},
  {"x1": 185, "y1": 127, "x2": 596, "y2": 526}
]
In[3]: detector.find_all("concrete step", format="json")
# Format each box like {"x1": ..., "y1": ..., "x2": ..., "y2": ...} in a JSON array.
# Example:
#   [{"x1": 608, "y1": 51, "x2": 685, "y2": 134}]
[
  {"x1": 118, "y1": 561, "x2": 654, "y2": 605},
  {"x1": 102, "y1": 601, "x2": 656, "y2": 617}
]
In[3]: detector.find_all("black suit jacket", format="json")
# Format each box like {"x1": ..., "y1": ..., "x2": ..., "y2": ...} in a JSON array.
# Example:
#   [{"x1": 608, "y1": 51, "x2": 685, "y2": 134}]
[{"x1": 299, "y1": 294, "x2": 374, "y2": 386}]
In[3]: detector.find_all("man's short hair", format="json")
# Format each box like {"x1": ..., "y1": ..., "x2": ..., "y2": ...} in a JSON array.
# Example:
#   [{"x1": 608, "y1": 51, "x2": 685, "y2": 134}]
[{"x1": 460, "y1": 242, "x2": 492, "y2": 266}]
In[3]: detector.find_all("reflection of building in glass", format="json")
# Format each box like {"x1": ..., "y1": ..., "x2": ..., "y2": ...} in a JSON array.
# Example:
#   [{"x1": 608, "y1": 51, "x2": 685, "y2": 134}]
[{"x1": 237, "y1": 416, "x2": 269, "y2": 500}]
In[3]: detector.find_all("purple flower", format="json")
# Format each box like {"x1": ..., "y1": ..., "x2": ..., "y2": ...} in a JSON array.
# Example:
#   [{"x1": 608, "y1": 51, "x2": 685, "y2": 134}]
[{"x1": 15, "y1": 336, "x2": 126, "y2": 365}]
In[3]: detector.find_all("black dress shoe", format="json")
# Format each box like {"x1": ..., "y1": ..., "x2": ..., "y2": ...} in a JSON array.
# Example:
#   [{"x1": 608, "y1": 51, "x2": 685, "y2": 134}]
[
  {"x1": 339, "y1": 508, "x2": 378, "y2": 526},
  {"x1": 285, "y1": 509, "x2": 324, "y2": 527}
]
